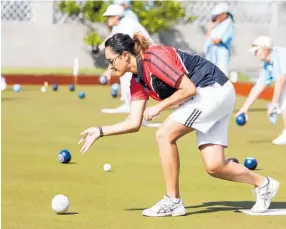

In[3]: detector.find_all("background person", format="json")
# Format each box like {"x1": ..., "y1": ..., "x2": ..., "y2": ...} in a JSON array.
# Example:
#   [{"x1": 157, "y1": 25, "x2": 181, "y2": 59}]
[
  {"x1": 204, "y1": 3, "x2": 234, "y2": 77},
  {"x1": 237, "y1": 36, "x2": 286, "y2": 145}
]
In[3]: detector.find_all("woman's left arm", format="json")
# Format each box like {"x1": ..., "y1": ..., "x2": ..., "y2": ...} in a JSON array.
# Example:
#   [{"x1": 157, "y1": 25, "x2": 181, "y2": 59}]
[{"x1": 143, "y1": 75, "x2": 196, "y2": 121}]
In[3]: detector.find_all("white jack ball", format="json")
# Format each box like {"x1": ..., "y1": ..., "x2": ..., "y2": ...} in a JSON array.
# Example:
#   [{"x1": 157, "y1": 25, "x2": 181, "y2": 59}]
[
  {"x1": 103, "y1": 163, "x2": 111, "y2": 172},
  {"x1": 41, "y1": 86, "x2": 47, "y2": 93},
  {"x1": 51, "y1": 194, "x2": 69, "y2": 214}
]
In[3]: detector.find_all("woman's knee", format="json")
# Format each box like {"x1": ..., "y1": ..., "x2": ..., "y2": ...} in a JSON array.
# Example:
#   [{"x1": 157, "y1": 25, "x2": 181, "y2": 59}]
[
  {"x1": 205, "y1": 162, "x2": 225, "y2": 177},
  {"x1": 156, "y1": 127, "x2": 176, "y2": 144}
]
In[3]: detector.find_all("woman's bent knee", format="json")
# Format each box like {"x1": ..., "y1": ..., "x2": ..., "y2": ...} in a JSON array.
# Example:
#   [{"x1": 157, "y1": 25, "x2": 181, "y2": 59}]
[{"x1": 205, "y1": 163, "x2": 225, "y2": 176}]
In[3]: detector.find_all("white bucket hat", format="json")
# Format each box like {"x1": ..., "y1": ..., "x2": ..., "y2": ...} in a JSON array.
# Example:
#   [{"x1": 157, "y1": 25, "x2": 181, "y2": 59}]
[
  {"x1": 249, "y1": 36, "x2": 273, "y2": 53},
  {"x1": 211, "y1": 3, "x2": 229, "y2": 16},
  {"x1": 103, "y1": 4, "x2": 124, "y2": 17}
]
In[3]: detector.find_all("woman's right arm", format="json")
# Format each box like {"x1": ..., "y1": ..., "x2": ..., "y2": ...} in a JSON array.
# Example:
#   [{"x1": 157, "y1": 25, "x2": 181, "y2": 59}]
[
  {"x1": 78, "y1": 100, "x2": 147, "y2": 153},
  {"x1": 102, "y1": 100, "x2": 147, "y2": 136}
]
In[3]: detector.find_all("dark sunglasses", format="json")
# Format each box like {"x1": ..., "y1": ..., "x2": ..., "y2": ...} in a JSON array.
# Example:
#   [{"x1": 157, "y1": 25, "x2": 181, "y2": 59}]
[{"x1": 108, "y1": 54, "x2": 122, "y2": 69}]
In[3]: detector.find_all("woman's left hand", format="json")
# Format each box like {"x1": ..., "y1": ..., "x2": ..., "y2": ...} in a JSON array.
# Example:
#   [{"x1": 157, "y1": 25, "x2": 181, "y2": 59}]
[
  {"x1": 78, "y1": 127, "x2": 101, "y2": 153},
  {"x1": 143, "y1": 104, "x2": 162, "y2": 121}
]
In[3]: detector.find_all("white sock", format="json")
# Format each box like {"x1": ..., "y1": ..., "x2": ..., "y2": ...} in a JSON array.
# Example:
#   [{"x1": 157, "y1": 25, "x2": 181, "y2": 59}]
[{"x1": 167, "y1": 195, "x2": 180, "y2": 203}]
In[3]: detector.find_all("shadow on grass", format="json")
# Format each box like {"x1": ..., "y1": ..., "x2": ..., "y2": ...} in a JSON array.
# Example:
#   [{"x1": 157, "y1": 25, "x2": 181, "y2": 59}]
[
  {"x1": 57, "y1": 212, "x2": 79, "y2": 215},
  {"x1": 125, "y1": 201, "x2": 286, "y2": 216},
  {"x1": 1, "y1": 97, "x2": 24, "y2": 101},
  {"x1": 248, "y1": 139, "x2": 272, "y2": 144},
  {"x1": 65, "y1": 162, "x2": 77, "y2": 165},
  {"x1": 184, "y1": 201, "x2": 286, "y2": 215}
]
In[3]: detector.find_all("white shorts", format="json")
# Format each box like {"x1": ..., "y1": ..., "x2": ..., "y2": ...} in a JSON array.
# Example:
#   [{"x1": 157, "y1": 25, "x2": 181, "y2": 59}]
[{"x1": 170, "y1": 81, "x2": 236, "y2": 148}]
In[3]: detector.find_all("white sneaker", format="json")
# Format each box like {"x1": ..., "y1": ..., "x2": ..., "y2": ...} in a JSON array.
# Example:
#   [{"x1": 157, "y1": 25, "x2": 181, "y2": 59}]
[
  {"x1": 141, "y1": 120, "x2": 161, "y2": 128},
  {"x1": 101, "y1": 104, "x2": 130, "y2": 114},
  {"x1": 272, "y1": 130, "x2": 286, "y2": 145},
  {"x1": 251, "y1": 177, "x2": 280, "y2": 213},
  {"x1": 142, "y1": 195, "x2": 186, "y2": 217}
]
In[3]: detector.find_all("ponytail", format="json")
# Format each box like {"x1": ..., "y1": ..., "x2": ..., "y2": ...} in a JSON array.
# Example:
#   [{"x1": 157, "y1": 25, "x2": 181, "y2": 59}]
[{"x1": 133, "y1": 33, "x2": 151, "y2": 58}]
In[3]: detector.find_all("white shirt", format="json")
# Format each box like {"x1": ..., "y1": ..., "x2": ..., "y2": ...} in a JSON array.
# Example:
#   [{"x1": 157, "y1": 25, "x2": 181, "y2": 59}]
[
  {"x1": 123, "y1": 9, "x2": 138, "y2": 22},
  {"x1": 111, "y1": 17, "x2": 154, "y2": 44}
]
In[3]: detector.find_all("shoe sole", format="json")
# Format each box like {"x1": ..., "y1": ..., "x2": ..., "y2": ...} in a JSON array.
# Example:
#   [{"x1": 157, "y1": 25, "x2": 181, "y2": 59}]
[{"x1": 142, "y1": 207, "x2": 186, "y2": 217}]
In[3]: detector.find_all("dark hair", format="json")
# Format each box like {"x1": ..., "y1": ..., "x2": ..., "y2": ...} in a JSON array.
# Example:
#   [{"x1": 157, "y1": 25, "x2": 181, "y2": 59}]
[
  {"x1": 212, "y1": 12, "x2": 234, "y2": 23},
  {"x1": 227, "y1": 12, "x2": 234, "y2": 22},
  {"x1": 105, "y1": 33, "x2": 151, "y2": 57}
]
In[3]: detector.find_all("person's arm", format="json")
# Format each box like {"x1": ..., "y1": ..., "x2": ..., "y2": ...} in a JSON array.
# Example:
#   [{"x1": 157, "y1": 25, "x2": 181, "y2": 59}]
[
  {"x1": 143, "y1": 75, "x2": 196, "y2": 121},
  {"x1": 78, "y1": 100, "x2": 147, "y2": 153},
  {"x1": 158, "y1": 75, "x2": 196, "y2": 110},
  {"x1": 102, "y1": 66, "x2": 113, "y2": 81},
  {"x1": 272, "y1": 75, "x2": 286, "y2": 104},
  {"x1": 207, "y1": 21, "x2": 217, "y2": 38},
  {"x1": 210, "y1": 19, "x2": 232, "y2": 45},
  {"x1": 236, "y1": 69, "x2": 268, "y2": 118},
  {"x1": 102, "y1": 100, "x2": 146, "y2": 135},
  {"x1": 240, "y1": 83, "x2": 266, "y2": 111},
  {"x1": 268, "y1": 74, "x2": 286, "y2": 115}
]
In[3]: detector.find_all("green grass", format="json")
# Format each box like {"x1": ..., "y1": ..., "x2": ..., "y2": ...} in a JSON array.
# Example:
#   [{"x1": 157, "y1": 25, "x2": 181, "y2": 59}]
[
  {"x1": 1, "y1": 67, "x2": 106, "y2": 75},
  {"x1": 2, "y1": 85, "x2": 286, "y2": 229}
]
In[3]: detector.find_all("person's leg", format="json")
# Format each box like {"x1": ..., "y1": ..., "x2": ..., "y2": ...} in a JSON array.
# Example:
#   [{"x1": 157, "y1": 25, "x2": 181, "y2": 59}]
[
  {"x1": 142, "y1": 117, "x2": 192, "y2": 217},
  {"x1": 119, "y1": 73, "x2": 132, "y2": 105},
  {"x1": 101, "y1": 73, "x2": 132, "y2": 114},
  {"x1": 198, "y1": 116, "x2": 279, "y2": 213},
  {"x1": 155, "y1": 118, "x2": 193, "y2": 198},
  {"x1": 272, "y1": 92, "x2": 286, "y2": 145},
  {"x1": 200, "y1": 144, "x2": 265, "y2": 186}
]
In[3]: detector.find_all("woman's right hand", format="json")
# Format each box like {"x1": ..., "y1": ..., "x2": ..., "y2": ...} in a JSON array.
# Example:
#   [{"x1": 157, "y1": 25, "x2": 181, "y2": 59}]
[
  {"x1": 102, "y1": 69, "x2": 112, "y2": 82},
  {"x1": 78, "y1": 127, "x2": 101, "y2": 153},
  {"x1": 236, "y1": 107, "x2": 249, "y2": 120},
  {"x1": 207, "y1": 21, "x2": 217, "y2": 31}
]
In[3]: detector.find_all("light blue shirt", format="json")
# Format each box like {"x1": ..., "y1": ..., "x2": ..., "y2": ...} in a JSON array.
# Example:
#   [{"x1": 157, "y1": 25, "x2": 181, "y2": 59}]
[
  {"x1": 123, "y1": 9, "x2": 138, "y2": 22},
  {"x1": 257, "y1": 47, "x2": 286, "y2": 86},
  {"x1": 204, "y1": 17, "x2": 234, "y2": 64}
]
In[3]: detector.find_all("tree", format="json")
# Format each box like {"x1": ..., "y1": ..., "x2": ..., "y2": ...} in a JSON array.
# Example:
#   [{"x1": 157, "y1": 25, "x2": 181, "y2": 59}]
[
  {"x1": 132, "y1": 1, "x2": 185, "y2": 34},
  {"x1": 57, "y1": 0, "x2": 185, "y2": 46}
]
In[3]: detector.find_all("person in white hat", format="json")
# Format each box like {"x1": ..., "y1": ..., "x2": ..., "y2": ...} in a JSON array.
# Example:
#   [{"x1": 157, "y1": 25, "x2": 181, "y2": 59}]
[
  {"x1": 237, "y1": 36, "x2": 286, "y2": 145},
  {"x1": 98, "y1": 4, "x2": 158, "y2": 128},
  {"x1": 204, "y1": 3, "x2": 234, "y2": 77}
]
